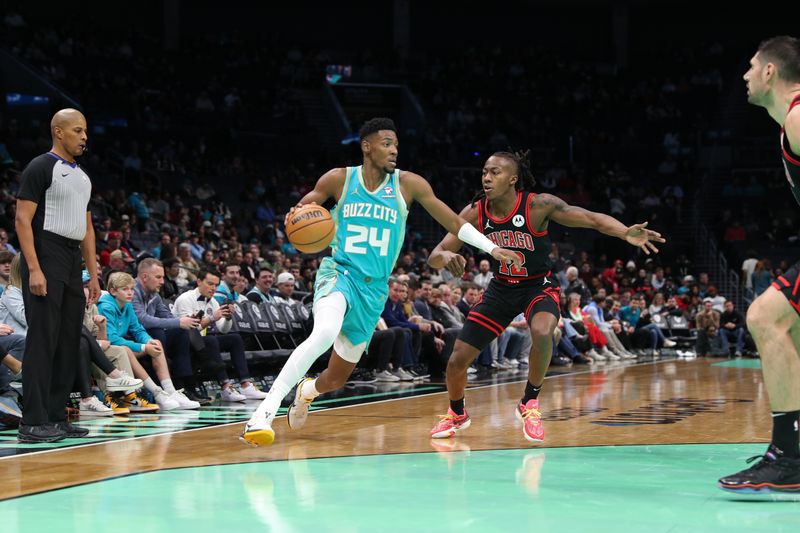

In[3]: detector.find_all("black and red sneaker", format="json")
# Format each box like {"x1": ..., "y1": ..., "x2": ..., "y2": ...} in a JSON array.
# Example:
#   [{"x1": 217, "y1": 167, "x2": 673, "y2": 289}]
[{"x1": 718, "y1": 445, "x2": 800, "y2": 494}]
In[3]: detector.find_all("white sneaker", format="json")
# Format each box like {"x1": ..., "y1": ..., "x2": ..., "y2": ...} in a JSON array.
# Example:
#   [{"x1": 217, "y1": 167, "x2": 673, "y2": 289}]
[
  {"x1": 155, "y1": 390, "x2": 180, "y2": 411},
  {"x1": 240, "y1": 383, "x2": 268, "y2": 400},
  {"x1": 220, "y1": 385, "x2": 247, "y2": 402},
  {"x1": 467, "y1": 367, "x2": 478, "y2": 374},
  {"x1": 375, "y1": 370, "x2": 401, "y2": 382},
  {"x1": 505, "y1": 358, "x2": 520, "y2": 368},
  {"x1": 393, "y1": 368, "x2": 415, "y2": 381},
  {"x1": 604, "y1": 351, "x2": 621, "y2": 361},
  {"x1": 587, "y1": 349, "x2": 606, "y2": 361},
  {"x1": 169, "y1": 389, "x2": 201, "y2": 410},
  {"x1": 663, "y1": 339, "x2": 677, "y2": 348},
  {"x1": 287, "y1": 378, "x2": 314, "y2": 430},
  {"x1": 241, "y1": 412, "x2": 275, "y2": 447},
  {"x1": 79, "y1": 396, "x2": 114, "y2": 417},
  {"x1": 105, "y1": 372, "x2": 143, "y2": 392}
]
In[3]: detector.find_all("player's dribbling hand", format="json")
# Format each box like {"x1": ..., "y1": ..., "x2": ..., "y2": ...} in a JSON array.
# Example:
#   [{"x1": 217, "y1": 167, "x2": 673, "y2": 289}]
[
  {"x1": 440, "y1": 251, "x2": 466, "y2": 277},
  {"x1": 624, "y1": 222, "x2": 666, "y2": 255},
  {"x1": 284, "y1": 201, "x2": 316, "y2": 226},
  {"x1": 492, "y1": 248, "x2": 523, "y2": 269}
]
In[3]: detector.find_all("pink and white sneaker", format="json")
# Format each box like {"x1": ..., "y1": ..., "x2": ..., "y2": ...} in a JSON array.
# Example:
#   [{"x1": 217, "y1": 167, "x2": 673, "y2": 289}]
[
  {"x1": 430, "y1": 408, "x2": 471, "y2": 439},
  {"x1": 516, "y1": 399, "x2": 544, "y2": 443}
]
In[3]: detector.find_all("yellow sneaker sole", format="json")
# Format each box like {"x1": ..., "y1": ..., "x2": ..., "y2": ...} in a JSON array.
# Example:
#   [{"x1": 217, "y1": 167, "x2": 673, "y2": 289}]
[{"x1": 241, "y1": 428, "x2": 275, "y2": 447}]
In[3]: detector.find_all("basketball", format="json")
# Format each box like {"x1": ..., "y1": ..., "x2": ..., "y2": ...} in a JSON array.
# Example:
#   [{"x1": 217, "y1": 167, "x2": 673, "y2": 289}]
[{"x1": 285, "y1": 204, "x2": 335, "y2": 253}]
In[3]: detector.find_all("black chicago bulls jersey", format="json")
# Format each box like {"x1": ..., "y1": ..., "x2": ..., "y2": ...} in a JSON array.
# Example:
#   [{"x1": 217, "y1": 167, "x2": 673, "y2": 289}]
[
  {"x1": 782, "y1": 95, "x2": 800, "y2": 207},
  {"x1": 476, "y1": 191, "x2": 552, "y2": 284}
]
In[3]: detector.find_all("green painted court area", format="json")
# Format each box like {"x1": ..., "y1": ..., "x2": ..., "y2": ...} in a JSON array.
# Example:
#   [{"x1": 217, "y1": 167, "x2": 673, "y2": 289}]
[
  {"x1": 713, "y1": 359, "x2": 763, "y2": 369},
  {"x1": 1, "y1": 444, "x2": 797, "y2": 532}
]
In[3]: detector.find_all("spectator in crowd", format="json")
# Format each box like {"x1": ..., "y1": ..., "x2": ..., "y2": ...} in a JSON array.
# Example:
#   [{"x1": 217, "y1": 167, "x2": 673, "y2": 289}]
[
  {"x1": 99, "y1": 231, "x2": 128, "y2": 267},
  {"x1": 0, "y1": 228, "x2": 17, "y2": 253},
  {"x1": 175, "y1": 243, "x2": 200, "y2": 288},
  {"x1": 160, "y1": 258, "x2": 181, "y2": 301},
  {"x1": 565, "y1": 265, "x2": 592, "y2": 306},
  {"x1": 473, "y1": 259, "x2": 493, "y2": 289},
  {"x1": 97, "y1": 272, "x2": 196, "y2": 411},
  {"x1": 234, "y1": 276, "x2": 250, "y2": 303},
  {"x1": 751, "y1": 260, "x2": 774, "y2": 297},
  {"x1": 741, "y1": 250, "x2": 758, "y2": 291},
  {"x1": 706, "y1": 285, "x2": 726, "y2": 313},
  {"x1": 619, "y1": 296, "x2": 676, "y2": 354},
  {"x1": 173, "y1": 269, "x2": 267, "y2": 400},
  {"x1": 133, "y1": 258, "x2": 209, "y2": 404},
  {"x1": 457, "y1": 282, "x2": 480, "y2": 317},
  {"x1": 79, "y1": 272, "x2": 144, "y2": 415},
  {"x1": 0, "y1": 250, "x2": 13, "y2": 297},
  {"x1": 0, "y1": 254, "x2": 26, "y2": 334},
  {"x1": 214, "y1": 263, "x2": 240, "y2": 304},
  {"x1": 382, "y1": 280, "x2": 436, "y2": 380},
  {"x1": 247, "y1": 268, "x2": 275, "y2": 304},
  {"x1": 565, "y1": 292, "x2": 609, "y2": 361},
  {"x1": 102, "y1": 249, "x2": 134, "y2": 283},
  {"x1": 719, "y1": 300, "x2": 746, "y2": 357},
  {"x1": 695, "y1": 298, "x2": 723, "y2": 357},
  {"x1": 273, "y1": 272, "x2": 297, "y2": 304},
  {"x1": 414, "y1": 280, "x2": 434, "y2": 320}
]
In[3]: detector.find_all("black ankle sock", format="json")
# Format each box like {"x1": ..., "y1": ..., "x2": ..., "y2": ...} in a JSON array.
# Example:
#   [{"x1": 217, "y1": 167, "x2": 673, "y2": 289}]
[
  {"x1": 771, "y1": 411, "x2": 800, "y2": 458},
  {"x1": 521, "y1": 382, "x2": 542, "y2": 404},
  {"x1": 450, "y1": 398, "x2": 465, "y2": 416}
]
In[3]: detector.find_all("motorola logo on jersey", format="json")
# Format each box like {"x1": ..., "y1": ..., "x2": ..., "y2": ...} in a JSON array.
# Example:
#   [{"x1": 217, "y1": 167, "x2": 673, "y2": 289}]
[
  {"x1": 512, "y1": 214, "x2": 525, "y2": 227},
  {"x1": 486, "y1": 230, "x2": 535, "y2": 251}
]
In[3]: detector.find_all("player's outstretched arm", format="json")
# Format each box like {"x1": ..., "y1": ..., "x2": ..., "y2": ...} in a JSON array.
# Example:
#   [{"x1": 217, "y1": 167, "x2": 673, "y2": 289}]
[
  {"x1": 403, "y1": 172, "x2": 522, "y2": 268},
  {"x1": 284, "y1": 168, "x2": 346, "y2": 224},
  {"x1": 534, "y1": 193, "x2": 666, "y2": 255},
  {"x1": 427, "y1": 204, "x2": 476, "y2": 277}
]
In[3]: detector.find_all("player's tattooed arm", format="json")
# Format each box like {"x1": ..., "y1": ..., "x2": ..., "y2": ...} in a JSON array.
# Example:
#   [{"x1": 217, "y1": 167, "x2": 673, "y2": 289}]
[{"x1": 532, "y1": 193, "x2": 666, "y2": 255}]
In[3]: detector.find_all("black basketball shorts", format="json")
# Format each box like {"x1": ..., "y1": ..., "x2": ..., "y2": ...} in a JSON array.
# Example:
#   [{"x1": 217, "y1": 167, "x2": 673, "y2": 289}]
[
  {"x1": 771, "y1": 261, "x2": 800, "y2": 315},
  {"x1": 459, "y1": 274, "x2": 561, "y2": 350}
]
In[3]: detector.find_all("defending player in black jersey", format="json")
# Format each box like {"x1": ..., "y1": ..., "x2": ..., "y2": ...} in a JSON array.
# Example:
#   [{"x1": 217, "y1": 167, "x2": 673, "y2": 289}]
[
  {"x1": 428, "y1": 150, "x2": 665, "y2": 443},
  {"x1": 718, "y1": 36, "x2": 800, "y2": 495}
]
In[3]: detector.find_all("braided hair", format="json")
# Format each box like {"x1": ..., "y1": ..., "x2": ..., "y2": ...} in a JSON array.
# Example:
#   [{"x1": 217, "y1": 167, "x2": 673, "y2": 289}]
[{"x1": 470, "y1": 149, "x2": 536, "y2": 206}]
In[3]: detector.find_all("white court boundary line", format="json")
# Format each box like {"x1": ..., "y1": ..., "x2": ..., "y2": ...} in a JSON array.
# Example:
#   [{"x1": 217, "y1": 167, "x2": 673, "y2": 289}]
[{"x1": 0, "y1": 357, "x2": 680, "y2": 461}]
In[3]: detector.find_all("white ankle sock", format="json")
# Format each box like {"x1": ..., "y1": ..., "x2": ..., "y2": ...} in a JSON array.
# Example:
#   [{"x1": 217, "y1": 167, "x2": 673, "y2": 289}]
[
  {"x1": 143, "y1": 378, "x2": 161, "y2": 395},
  {"x1": 161, "y1": 378, "x2": 176, "y2": 394},
  {"x1": 301, "y1": 379, "x2": 320, "y2": 401}
]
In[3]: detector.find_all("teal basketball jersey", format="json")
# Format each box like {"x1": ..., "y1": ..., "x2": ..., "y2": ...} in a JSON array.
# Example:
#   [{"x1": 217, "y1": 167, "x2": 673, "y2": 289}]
[{"x1": 329, "y1": 166, "x2": 408, "y2": 281}]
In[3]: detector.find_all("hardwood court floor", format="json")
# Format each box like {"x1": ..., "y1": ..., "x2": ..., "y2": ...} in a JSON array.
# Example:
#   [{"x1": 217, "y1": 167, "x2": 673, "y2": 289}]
[{"x1": 0, "y1": 357, "x2": 772, "y2": 503}]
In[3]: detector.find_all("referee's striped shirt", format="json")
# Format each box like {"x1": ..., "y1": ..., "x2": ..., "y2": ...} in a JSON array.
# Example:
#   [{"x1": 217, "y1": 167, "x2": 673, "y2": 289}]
[{"x1": 17, "y1": 152, "x2": 92, "y2": 241}]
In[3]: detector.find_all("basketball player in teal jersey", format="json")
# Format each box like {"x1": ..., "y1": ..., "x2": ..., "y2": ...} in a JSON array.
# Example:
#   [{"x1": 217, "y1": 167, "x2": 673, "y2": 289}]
[
  {"x1": 242, "y1": 118, "x2": 521, "y2": 446},
  {"x1": 718, "y1": 36, "x2": 800, "y2": 494}
]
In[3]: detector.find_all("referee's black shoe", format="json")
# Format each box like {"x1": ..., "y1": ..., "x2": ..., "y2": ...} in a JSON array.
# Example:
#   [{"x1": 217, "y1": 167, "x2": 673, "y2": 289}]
[
  {"x1": 718, "y1": 445, "x2": 800, "y2": 494},
  {"x1": 53, "y1": 420, "x2": 90, "y2": 438},
  {"x1": 18, "y1": 423, "x2": 66, "y2": 443}
]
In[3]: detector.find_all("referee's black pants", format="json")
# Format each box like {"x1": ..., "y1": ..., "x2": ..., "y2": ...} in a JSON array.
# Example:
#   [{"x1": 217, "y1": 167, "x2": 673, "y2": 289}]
[{"x1": 20, "y1": 231, "x2": 85, "y2": 426}]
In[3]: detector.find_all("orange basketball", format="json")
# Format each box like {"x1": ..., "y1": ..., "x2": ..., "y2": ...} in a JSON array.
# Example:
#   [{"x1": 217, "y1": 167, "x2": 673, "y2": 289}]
[{"x1": 285, "y1": 204, "x2": 335, "y2": 253}]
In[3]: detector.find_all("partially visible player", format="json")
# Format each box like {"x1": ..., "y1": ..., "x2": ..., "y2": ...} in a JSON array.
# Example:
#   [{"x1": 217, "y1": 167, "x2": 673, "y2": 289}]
[
  {"x1": 241, "y1": 118, "x2": 520, "y2": 446},
  {"x1": 718, "y1": 36, "x2": 800, "y2": 494},
  {"x1": 428, "y1": 150, "x2": 664, "y2": 443}
]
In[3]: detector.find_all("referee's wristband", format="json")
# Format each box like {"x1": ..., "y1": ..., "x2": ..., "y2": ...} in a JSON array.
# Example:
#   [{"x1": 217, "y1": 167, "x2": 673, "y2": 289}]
[{"x1": 457, "y1": 223, "x2": 498, "y2": 255}]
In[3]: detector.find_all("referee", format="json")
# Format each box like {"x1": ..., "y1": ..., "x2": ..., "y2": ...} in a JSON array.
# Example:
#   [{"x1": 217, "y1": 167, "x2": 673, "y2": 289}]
[{"x1": 15, "y1": 108, "x2": 100, "y2": 443}]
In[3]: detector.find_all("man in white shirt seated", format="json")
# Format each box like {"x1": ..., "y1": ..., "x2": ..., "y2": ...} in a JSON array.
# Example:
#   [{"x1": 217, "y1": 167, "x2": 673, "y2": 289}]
[{"x1": 172, "y1": 269, "x2": 267, "y2": 401}]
